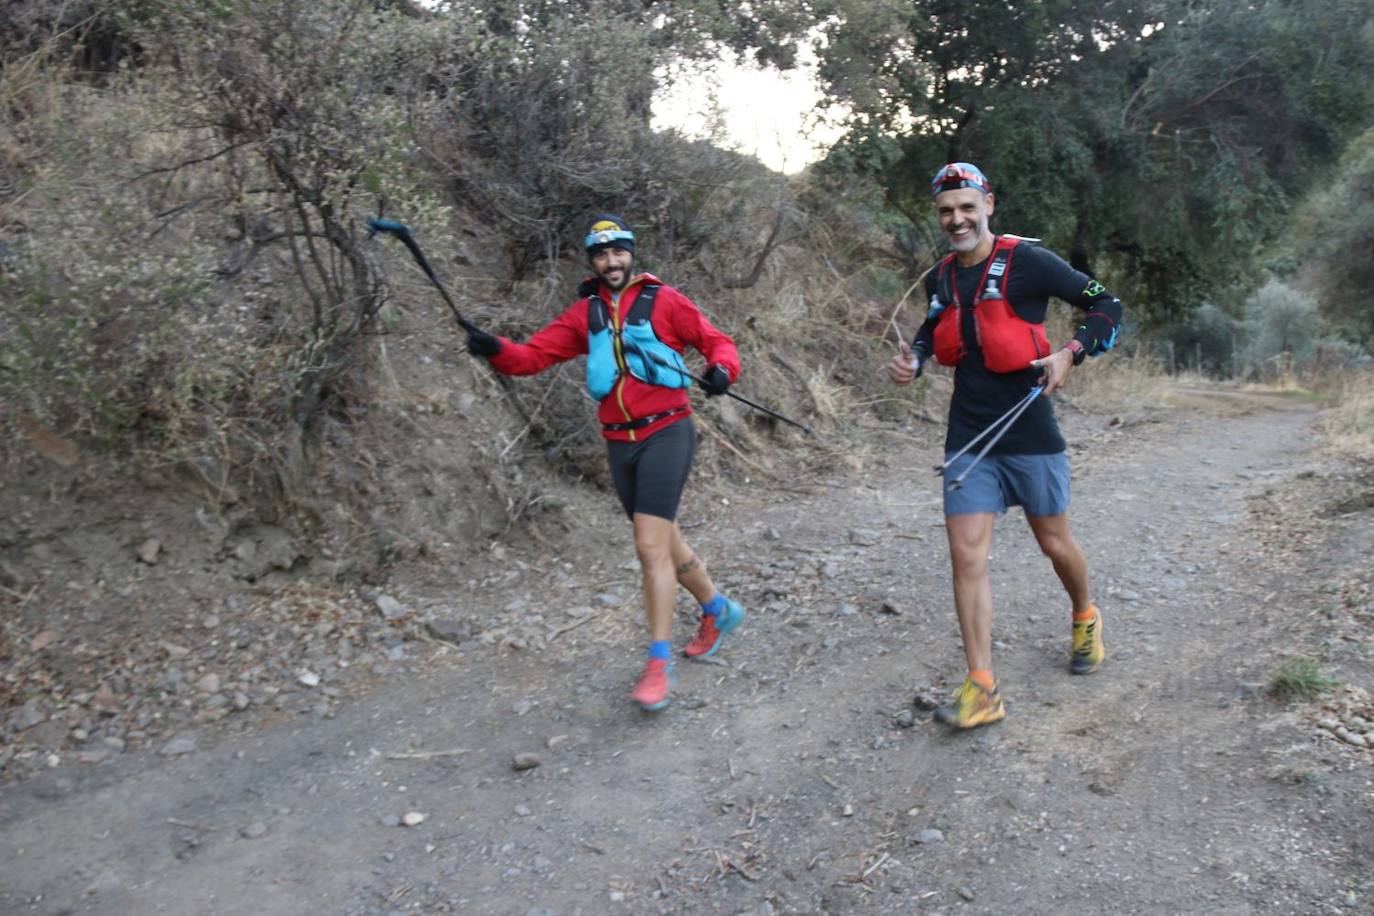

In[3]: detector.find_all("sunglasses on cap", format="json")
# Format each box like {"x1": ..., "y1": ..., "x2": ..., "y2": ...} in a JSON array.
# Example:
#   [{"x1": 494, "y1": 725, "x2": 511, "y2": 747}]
[{"x1": 931, "y1": 163, "x2": 991, "y2": 197}]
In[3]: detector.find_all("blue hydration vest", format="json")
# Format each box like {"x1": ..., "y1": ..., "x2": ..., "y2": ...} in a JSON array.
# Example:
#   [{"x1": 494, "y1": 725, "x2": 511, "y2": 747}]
[{"x1": 585, "y1": 284, "x2": 692, "y2": 400}]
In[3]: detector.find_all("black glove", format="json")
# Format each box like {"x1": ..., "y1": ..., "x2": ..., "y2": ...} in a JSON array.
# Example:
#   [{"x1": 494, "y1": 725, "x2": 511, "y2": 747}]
[
  {"x1": 466, "y1": 327, "x2": 502, "y2": 358},
  {"x1": 698, "y1": 364, "x2": 730, "y2": 397}
]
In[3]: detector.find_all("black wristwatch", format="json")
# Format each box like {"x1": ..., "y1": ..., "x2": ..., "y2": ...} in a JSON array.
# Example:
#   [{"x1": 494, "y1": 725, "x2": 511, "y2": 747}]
[{"x1": 1063, "y1": 339, "x2": 1087, "y2": 366}]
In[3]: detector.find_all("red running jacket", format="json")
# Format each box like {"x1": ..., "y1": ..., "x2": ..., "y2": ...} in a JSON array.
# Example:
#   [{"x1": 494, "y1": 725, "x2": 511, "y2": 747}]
[{"x1": 487, "y1": 273, "x2": 740, "y2": 442}]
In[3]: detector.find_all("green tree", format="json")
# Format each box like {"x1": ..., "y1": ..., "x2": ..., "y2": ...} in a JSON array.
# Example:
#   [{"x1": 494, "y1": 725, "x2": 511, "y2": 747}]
[
  {"x1": 1291, "y1": 128, "x2": 1374, "y2": 344},
  {"x1": 810, "y1": 0, "x2": 1374, "y2": 324}
]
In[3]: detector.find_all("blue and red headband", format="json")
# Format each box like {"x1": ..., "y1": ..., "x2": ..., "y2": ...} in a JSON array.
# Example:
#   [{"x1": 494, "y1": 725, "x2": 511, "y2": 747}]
[{"x1": 931, "y1": 162, "x2": 991, "y2": 198}]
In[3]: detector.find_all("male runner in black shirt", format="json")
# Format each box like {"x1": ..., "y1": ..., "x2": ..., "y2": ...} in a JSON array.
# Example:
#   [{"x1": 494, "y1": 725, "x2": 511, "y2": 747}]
[{"x1": 888, "y1": 162, "x2": 1123, "y2": 728}]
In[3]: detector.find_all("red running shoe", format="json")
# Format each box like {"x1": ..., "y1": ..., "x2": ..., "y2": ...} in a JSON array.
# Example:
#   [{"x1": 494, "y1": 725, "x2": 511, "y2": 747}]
[
  {"x1": 684, "y1": 598, "x2": 745, "y2": 658},
  {"x1": 630, "y1": 658, "x2": 674, "y2": 711}
]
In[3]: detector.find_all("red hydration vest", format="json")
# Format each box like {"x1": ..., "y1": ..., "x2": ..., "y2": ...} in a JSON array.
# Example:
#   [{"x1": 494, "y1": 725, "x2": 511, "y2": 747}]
[{"x1": 931, "y1": 236, "x2": 1051, "y2": 373}]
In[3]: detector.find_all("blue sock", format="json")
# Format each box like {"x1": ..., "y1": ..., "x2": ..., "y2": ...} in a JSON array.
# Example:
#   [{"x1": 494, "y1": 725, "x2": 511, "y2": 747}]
[
  {"x1": 648, "y1": 640, "x2": 672, "y2": 661},
  {"x1": 702, "y1": 594, "x2": 727, "y2": 617}
]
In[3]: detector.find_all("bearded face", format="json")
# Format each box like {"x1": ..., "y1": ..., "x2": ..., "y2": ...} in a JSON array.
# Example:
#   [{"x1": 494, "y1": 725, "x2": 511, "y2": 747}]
[{"x1": 591, "y1": 246, "x2": 634, "y2": 292}]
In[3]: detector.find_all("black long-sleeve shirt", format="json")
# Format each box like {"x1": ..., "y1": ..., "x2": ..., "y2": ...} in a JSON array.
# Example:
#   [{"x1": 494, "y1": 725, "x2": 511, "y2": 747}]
[{"x1": 912, "y1": 240, "x2": 1124, "y2": 455}]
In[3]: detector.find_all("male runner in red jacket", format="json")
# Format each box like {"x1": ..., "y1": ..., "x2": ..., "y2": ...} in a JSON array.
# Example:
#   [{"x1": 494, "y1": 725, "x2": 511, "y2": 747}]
[{"x1": 467, "y1": 215, "x2": 745, "y2": 711}]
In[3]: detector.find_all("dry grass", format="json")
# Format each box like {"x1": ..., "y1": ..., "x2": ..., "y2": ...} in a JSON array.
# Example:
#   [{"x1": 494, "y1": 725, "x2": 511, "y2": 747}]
[
  {"x1": 1060, "y1": 344, "x2": 1170, "y2": 416},
  {"x1": 1316, "y1": 370, "x2": 1374, "y2": 460}
]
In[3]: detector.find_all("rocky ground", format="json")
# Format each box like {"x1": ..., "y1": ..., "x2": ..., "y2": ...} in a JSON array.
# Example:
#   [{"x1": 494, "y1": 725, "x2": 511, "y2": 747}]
[{"x1": 1, "y1": 384, "x2": 1371, "y2": 915}]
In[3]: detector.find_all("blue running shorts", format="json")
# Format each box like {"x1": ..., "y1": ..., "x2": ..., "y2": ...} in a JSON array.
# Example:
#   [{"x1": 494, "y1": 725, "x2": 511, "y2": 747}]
[{"x1": 942, "y1": 450, "x2": 1071, "y2": 517}]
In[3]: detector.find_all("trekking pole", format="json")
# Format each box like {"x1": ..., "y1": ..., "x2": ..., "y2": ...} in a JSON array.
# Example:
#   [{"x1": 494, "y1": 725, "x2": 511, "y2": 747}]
[
  {"x1": 624, "y1": 339, "x2": 814, "y2": 435},
  {"x1": 932, "y1": 385, "x2": 1042, "y2": 476},
  {"x1": 939, "y1": 386, "x2": 1044, "y2": 490},
  {"x1": 366, "y1": 218, "x2": 481, "y2": 335}
]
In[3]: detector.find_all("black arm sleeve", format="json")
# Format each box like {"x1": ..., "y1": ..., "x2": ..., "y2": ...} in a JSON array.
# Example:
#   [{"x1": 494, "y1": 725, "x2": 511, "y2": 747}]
[
  {"x1": 1018, "y1": 245, "x2": 1124, "y2": 357},
  {"x1": 1067, "y1": 281, "x2": 1123, "y2": 357}
]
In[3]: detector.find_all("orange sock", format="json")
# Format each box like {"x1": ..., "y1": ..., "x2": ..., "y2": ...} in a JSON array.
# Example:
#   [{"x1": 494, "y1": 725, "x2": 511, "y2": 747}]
[
  {"x1": 1072, "y1": 604, "x2": 1099, "y2": 623},
  {"x1": 969, "y1": 668, "x2": 996, "y2": 691}
]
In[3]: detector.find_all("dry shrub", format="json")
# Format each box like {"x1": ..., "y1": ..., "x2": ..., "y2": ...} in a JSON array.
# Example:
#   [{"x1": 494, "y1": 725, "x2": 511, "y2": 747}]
[
  {"x1": 0, "y1": 83, "x2": 225, "y2": 446},
  {"x1": 1, "y1": 1, "x2": 462, "y2": 528}
]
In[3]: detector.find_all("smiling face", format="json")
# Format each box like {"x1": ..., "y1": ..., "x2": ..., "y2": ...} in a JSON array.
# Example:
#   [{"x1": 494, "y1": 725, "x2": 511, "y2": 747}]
[
  {"x1": 590, "y1": 245, "x2": 634, "y2": 292},
  {"x1": 934, "y1": 187, "x2": 996, "y2": 264}
]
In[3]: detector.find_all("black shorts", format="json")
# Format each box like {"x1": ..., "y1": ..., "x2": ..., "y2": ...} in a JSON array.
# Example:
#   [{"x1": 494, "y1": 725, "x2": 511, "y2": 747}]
[{"x1": 605, "y1": 418, "x2": 696, "y2": 520}]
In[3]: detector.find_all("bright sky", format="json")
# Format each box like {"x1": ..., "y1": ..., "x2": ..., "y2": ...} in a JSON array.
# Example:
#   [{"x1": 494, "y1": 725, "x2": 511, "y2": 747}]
[
  {"x1": 416, "y1": 2, "x2": 840, "y2": 173},
  {"x1": 652, "y1": 53, "x2": 845, "y2": 174}
]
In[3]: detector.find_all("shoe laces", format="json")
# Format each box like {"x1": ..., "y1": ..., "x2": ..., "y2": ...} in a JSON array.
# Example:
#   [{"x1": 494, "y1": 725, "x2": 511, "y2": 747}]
[
  {"x1": 1072, "y1": 617, "x2": 1097, "y2": 656},
  {"x1": 959, "y1": 678, "x2": 989, "y2": 707},
  {"x1": 690, "y1": 615, "x2": 720, "y2": 644}
]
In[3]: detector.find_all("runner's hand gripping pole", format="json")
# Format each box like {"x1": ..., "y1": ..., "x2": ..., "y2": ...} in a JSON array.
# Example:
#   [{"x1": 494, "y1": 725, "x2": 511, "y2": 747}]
[
  {"x1": 621, "y1": 337, "x2": 814, "y2": 435},
  {"x1": 366, "y1": 218, "x2": 482, "y2": 337},
  {"x1": 935, "y1": 385, "x2": 1043, "y2": 490}
]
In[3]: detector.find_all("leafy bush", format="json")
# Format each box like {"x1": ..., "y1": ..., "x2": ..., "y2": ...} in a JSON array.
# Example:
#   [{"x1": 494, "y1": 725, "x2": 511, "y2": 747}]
[
  {"x1": 1239, "y1": 280, "x2": 1321, "y2": 382},
  {"x1": 1165, "y1": 302, "x2": 1242, "y2": 377}
]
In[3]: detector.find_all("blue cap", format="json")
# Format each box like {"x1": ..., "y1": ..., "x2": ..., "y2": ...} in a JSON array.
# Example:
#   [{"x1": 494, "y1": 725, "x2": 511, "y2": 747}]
[{"x1": 931, "y1": 162, "x2": 991, "y2": 198}]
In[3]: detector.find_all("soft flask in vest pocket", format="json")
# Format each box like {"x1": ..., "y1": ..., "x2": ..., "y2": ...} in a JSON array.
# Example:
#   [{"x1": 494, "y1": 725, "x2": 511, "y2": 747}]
[
  {"x1": 931, "y1": 237, "x2": 1051, "y2": 373},
  {"x1": 584, "y1": 285, "x2": 691, "y2": 400}
]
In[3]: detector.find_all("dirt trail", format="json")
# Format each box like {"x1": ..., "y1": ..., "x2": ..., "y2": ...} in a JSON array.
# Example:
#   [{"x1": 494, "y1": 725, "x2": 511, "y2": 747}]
[{"x1": 2, "y1": 392, "x2": 1370, "y2": 915}]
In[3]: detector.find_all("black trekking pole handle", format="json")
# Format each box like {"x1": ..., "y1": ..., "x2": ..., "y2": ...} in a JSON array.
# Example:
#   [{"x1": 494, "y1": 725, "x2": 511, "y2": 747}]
[
  {"x1": 626, "y1": 340, "x2": 813, "y2": 435},
  {"x1": 367, "y1": 218, "x2": 481, "y2": 335}
]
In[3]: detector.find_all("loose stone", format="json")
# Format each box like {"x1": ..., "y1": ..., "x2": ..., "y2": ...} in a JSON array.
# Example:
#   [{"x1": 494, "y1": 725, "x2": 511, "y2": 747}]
[
  {"x1": 375, "y1": 595, "x2": 407, "y2": 620},
  {"x1": 159, "y1": 734, "x2": 197, "y2": 756}
]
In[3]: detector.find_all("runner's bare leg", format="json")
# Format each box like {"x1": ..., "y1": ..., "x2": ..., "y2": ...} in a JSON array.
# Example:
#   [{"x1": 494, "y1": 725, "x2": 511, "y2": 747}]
[
  {"x1": 1026, "y1": 513, "x2": 1092, "y2": 612},
  {"x1": 946, "y1": 512, "x2": 997, "y2": 672},
  {"x1": 633, "y1": 513, "x2": 677, "y2": 641}
]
